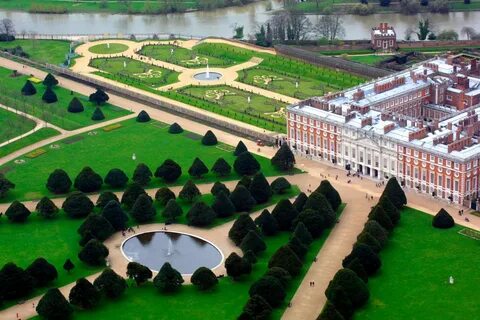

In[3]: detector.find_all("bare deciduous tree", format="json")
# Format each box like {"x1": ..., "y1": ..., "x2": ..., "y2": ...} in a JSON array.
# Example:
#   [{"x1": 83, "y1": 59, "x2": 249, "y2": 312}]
[
  {"x1": 315, "y1": 15, "x2": 345, "y2": 41},
  {"x1": 0, "y1": 18, "x2": 15, "y2": 36}
]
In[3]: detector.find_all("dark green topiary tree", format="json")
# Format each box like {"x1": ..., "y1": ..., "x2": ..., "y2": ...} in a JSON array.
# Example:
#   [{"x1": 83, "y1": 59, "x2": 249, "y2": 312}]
[
  {"x1": 36, "y1": 288, "x2": 73, "y2": 320},
  {"x1": 69, "y1": 278, "x2": 100, "y2": 309},
  {"x1": 234, "y1": 141, "x2": 248, "y2": 156},
  {"x1": 201, "y1": 130, "x2": 218, "y2": 146},
  {"x1": 343, "y1": 243, "x2": 381, "y2": 276},
  {"x1": 0, "y1": 174, "x2": 15, "y2": 199},
  {"x1": 5, "y1": 200, "x2": 31, "y2": 223},
  {"x1": 344, "y1": 257, "x2": 368, "y2": 283},
  {"x1": 229, "y1": 213, "x2": 258, "y2": 245},
  {"x1": 304, "y1": 192, "x2": 336, "y2": 227},
  {"x1": 78, "y1": 239, "x2": 109, "y2": 266},
  {"x1": 234, "y1": 151, "x2": 260, "y2": 175},
  {"x1": 243, "y1": 250, "x2": 257, "y2": 265},
  {"x1": 236, "y1": 175, "x2": 252, "y2": 189},
  {"x1": 368, "y1": 205, "x2": 393, "y2": 232},
  {"x1": 211, "y1": 158, "x2": 231, "y2": 177},
  {"x1": 163, "y1": 199, "x2": 183, "y2": 223},
  {"x1": 254, "y1": 209, "x2": 278, "y2": 236},
  {"x1": 249, "y1": 276, "x2": 286, "y2": 307},
  {"x1": 126, "y1": 262, "x2": 153, "y2": 286},
  {"x1": 249, "y1": 172, "x2": 272, "y2": 204},
  {"x1": 382, "y1": 177, "x2": 407, "y2": 209},
  {"x1": 43, "y1": 73, "x2": 59, "y2": 87},
  {"x1": 288, "y1": 235, "x2": 308, "y2": 259},
  {"x1": 315, "y1": 180, "x2": 342, "y2": 211},
  {"x1": 36, "y1": 196, "x2": 59, "y2": 219},
  {"x1": 325, "y1": 268, "x2": 369, "y2": 309},
  {"x1": 211, "y1": 191, "x2": 236, "y2": 218},
  {"x1": 293, "y1": 192, "x2": 308, "y2": 212},
  {"x1": 230, "y1": 185, "x2": 256, "y2": 212},
  {"x1": 26, "y1": 258, "x2": 58, "y2": 287},
  {"x1": 168, "y1": 122, "x2": 183, "y2": 134},
  {"x1": 378, "y1": 194, "x2": 400, "y2": 226},
  {"x1": 46, "y1": 169, "x2": 72, "y2": 194},
  {"x1": 271, "y1": 143, "x2": 295, "y2": 171},
  {"x1": 96, "y1": 191, "x2": 119, "y2": 208},
  {"x1": 21, "y1": 80, "x2": 37, "y2": 96},
  {"x1": 121, "y1": 183, "x2": 146, "y2": 209},
  {"x1": 432, "y1": 208, "x2": 455, "y2": 229},
  {"x1": 104, "y1": 168, "x2": 128, "y2": 188},
  {"x1": 62, "y1": 191, "x2": 94, "y2": 219},
  {"x1": 77, "y1": 214, "x2": 115, "y2": 246},
  {"x1": 179, "y1": 180, "x2": 201, "y2": 203},
  {"x1": 363, "y1": 220, "x2": 389, "y2": 248},
  {"x1": 240, "y1": 230, "x2": 266, "y2": 254},
  {"x1": 136, "y1": 110, "x2": 151, "y2": 122},
  {"x1": 130, "y1": 194, "x2": 156, "y2": 223},
  {"x1": 356, "y1": 231, "x2": 381, "y2": 253},
  {"x1": 74, "y1": 167, "x2": 103, "y2": 193},
  {"x1": 186, "y1": 201, "x2": 216, "y2": 226},
  {"x1": 93, "y1": 268, "x2": 127, "y2": 299},
  {"x1": 89, "y1": 88, "x2": 109, "y2": 105},
  {"x1": 155, "y1": 159, "x2": 182, "y2": 183},
  {"x1": 68, "y1": 97, "x2": 84, "y2": 113},
  {"x1": 63, "y1": 259, "x2": 75, "y2": 274},
  {"x1": 191, "y1": 267, "x2": 218, "y2": 291},
  {"x1": 291, "y1": 221, "x2": 313, "y2": 246},
  {"x1": 155, "y1": 187, "x2": 176, "y2": 206},
  {"x1": 225, "y1": 252, "x2": 251, "y2": 280},
  {"x1": 0, "y1": 262, "x2": 34, "y2": 300},
  {"x1": 270, "y1": 177, "x2": 291, "y2": 194},
  {"x1": 271, "y1": 199, "x2": 298, "y2": 231},
  {"x1": 188, "y1": 157, "x2": 209, "y2": 178},
  {"x1": 293, "y1": 209, "x2": 325, "y2": 238},
  {"x1": 132, "y1": 163, "x2": 153, "y2": 186},
  {"x1": 318, "y1": 301, "x2": 346, "y2": 320},
  {"x1": 268, "y1": 245, "x2": 302, "y2": 276},
  {"x1": 211, "y1": 181, "x2": 230, "y2": 197},
  {"x1": 153, "y1": 262, "x2": 184, "y2": 292},
  {"x1": 241, "y1": 295, "x2": 272, "y2": 320},
  {"x1": 91, "y1": 107, "x2": 105, "y2": 120},
  {"x1": 101, "y1": 200, "x2": 128, "y2": 231},
  {"x1": 265, "y1": 267, "x2": 291, "y2": 289},
  {"x1": 42, "y1": 86, "x2": 58, "y2": 103}
]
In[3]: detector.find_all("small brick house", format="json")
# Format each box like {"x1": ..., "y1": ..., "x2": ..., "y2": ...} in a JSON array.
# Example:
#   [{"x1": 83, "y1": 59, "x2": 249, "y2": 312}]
[{"x1": 371, "y1": 23, "x2": 397, "y2": 51}]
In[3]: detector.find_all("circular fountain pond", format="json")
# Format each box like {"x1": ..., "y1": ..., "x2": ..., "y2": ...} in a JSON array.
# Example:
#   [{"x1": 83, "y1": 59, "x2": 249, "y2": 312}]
[
  {"x1": 193, "y1": 71, "x2": 222, "y2": 81},
  {"x1": 121, "y1": 231, "x2": 223, "y2": 274}
]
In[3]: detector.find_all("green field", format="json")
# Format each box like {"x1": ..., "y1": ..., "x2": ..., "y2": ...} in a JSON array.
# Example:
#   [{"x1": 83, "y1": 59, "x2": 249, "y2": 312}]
[
  {"x1": 0, "y1": 118, "x2": 288, "y2": 202},
  {"x1": 89, "y1": 43, "x2": 129, "y2": 55},
  {"x1": 0, "y1": 127, "x2": 59, "y2": 158},
  {"x1": 139, "y1": 44, "x2": 242, "y2": 68},
  {"x1": 356, "y1": 207, "x2": 480, "y2": 319},
  {"x1": 238, "y1": 66, "x2": 335, "y2": 99},
  {"x1": 90, "y1": 57, "x2": 180, "y2": 88},
  {"x1": 0, "y1": 67, "x2": 131, "y2": 130},
  {"x1": 348, "y1": 54, "x2": 391, "y2": 66},
  {"x1": 0, "y1": 39, "x2": 71, "y2": 65},
  {"x1": 0, "y1": 108, "x2": 36, "y2": 144}
]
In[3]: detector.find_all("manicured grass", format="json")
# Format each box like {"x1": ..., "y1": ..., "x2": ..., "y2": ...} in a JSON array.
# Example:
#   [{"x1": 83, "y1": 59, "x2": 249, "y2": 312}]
[
  {"x1": 138, "y1": 44, "x2": 240, "y2": 68},
  {"x1": 237, "y1": 66, "x2": 335, "y2": 100},
  {"x1": 0, "y1": 127, "x2": 60, "y2": 158},
  {"x1": 0, "y1": 39, "x2": 71, "y2": 65},
  {"x1": 0, "y1": 67, "x2": 131, "y2": 130},
  {"x1": 0, "y1": 212, "x2": 101, "y2": 310},
  {"x1": 0, "y1": 108, "x2": 36, "y2": 144},
  {"x1": 347, "y1": 54, "x2": 391, "y2": 66},
  {"x1": 90, "y1": 57, "x2": 180, "y2": 88},
  {"x1": 31, "y1": 205, "x2": 344, "y2": 320},
  {"x1": 89, "y1": 43, "x2": 129, "y2": 55},
  {"x1": 0, "y1": 118, "x2": 290, "y2": 202},
  {"x1": 356, "y1": 207, "x2": 480, "y2": 320}
]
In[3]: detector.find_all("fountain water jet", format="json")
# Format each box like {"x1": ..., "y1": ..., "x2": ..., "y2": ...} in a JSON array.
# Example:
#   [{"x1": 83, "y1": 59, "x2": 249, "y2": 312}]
[
  {"x1": 167, "y1": 238, "x2": 173, "y2": 256},
  {"x1": 206, "y1": 64, "x2": 210, "y2": 79}
]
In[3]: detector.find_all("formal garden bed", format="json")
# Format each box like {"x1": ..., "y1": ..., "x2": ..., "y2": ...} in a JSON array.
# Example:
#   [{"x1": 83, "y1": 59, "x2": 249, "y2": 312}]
[
  {"x1": 0, "y1": 107, "x2": 37, "y2": 144},
  {"x1": 88, "y1": 43, "x2": 129, "y2": 55},
  {"x1": 0, "y1": 128, "x2": 60, "y2": 158}
]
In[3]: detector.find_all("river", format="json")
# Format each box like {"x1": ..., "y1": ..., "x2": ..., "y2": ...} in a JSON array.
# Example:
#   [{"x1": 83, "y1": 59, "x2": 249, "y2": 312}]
[{"x1": 0, "y1": 2, "x2": 477, "y2": 40}]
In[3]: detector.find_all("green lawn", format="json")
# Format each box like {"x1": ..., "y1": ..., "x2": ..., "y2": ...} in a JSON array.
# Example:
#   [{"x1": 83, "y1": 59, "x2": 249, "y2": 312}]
[
  {"x1": 0, "y1": 39, "x2": 71, "y2": 65},
  {"x1": 0, "y1": 127, "x2": 60, "y2": 158},
  {"x1": 0, "y1": 212, "x2": 101, "y2": 310},
  {"x1": 356, "y1": 207, "x2": 480, "y2": 320},
  {"x1": 138, "y1": 44, "x2": 241, "y2": 68},
  {"x1": 237, "y1": 66, "x2": 335, "y2": 100},
  {"x1": 0, "y1": 67, "x2": 131, "y2": 130},
  {"x1": 29, "y1": 205, "x2": 344, "y2": 320},
  {"x1": 0, "y1": 108, "x2": 36, "y2": 144},
  {"x1": 347, "y1": 55, "x2": 391, "y2": 66},
  {"x1": 0, "y1": 118, "x2": 289, "y2": 202},
  {"x1": 89, "y1": 43, "x2": 129, "y2": 55},
  {"x1": 90, "y1": 57, "x2": 180, "y2": 88}
]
